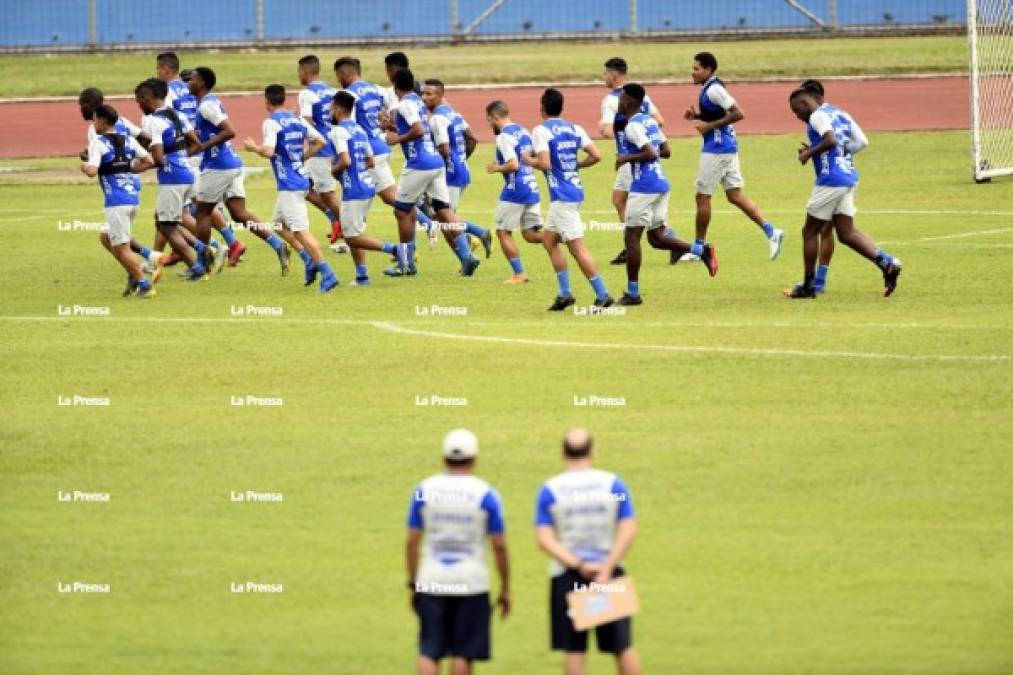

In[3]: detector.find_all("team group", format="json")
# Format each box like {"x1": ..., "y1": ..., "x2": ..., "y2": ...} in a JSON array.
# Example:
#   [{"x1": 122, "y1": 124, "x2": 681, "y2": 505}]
[{"x1": 79, "y1": 50, "x2": 902, "y2": 306}]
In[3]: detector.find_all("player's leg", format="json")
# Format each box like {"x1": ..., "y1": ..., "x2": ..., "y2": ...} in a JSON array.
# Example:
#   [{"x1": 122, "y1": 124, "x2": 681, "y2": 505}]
[
  {"x1": 721, "y1": 153, "x2": 783, "y2": 259},
  {"x1": 448, "y1": 657, "x2": 472, "y2": 675},
  {"x1": 609, "y1": 165, "x2": 630, "y2": 265},
  {"x1": 430, "y1": 172, "x2": 480, "y2": 277},
  {"x1": 831, "y1": 209, "x2": 902, "y2": 296},
  {"x1": 103, "y1": 207, "x2": 154, "y2": 297},
  {"x1": 542, "y1": 228, "x2": 574, "y2": 311},
  {"x1": 643, "y1": 191, "x2": 715, "y2": 276},
  {"x1": 564, "y1": 653, "x2": 588, "y2": 675},
  {"x1": 225, "y1": 180, "x2": 291, "y2": 275},
  {"x1": 564, "y1": 237, "x2": 613, "y2": 307},
  {"x1": 814, "y1": 220, "x2": 835, "y2": 293},
  {"x1": 622, "y1": 225, "x2": 645, "y2": 305},
  {"x1": 281, "y1": 192, "x2": 338, "y2": 290},
  {"x1": 616, "y1": 648, "x2": 642, "y2": 675},
  {"x1": 785, "y1": 213, "x2": 824, "y2": 298}
]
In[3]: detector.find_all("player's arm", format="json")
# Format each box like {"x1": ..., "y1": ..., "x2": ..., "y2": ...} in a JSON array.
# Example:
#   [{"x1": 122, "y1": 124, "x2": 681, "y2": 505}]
[
  {"x1": 491, "y1": 533, "x2": 511, "y2": 618},
  {"x1": 431, "y1": 115, "x2": 451, "y2": 159},
  {"x1": 329, "y1": 128, "x2": 351, "y2": 176},
  {"x1": 577, "y1": 131, "x2": 601, "y2": 169},
  {"x1": 80, "y1": 139, "x2": 102, "y2": 177},
  {"x1": 799, "y1": 110, "x2": 837, "y2": 165},
  {"x1": 298, "y1": 90, "x2": 317, "y2": 136},
  {"x1": 244, "y1": 119, "x2": 277, "y2": 159},
  {"x1": 129, "y1": 139, "x2": 155, "y2": 173},
  {"x1": 405, "y1": 527, "x2": 421, "y2": 612},
  {"x1": 143, "y1": 118, "x2": 166, "y2": 167},
  {"x1": 523, "y1": 126, "x2": 552, "y2": 170},
  {"x1": 659, "y1": 140, "x2": 671, "y2": 159},
  {"x1": 184, "y1": 130, "x2": 201, "y2": 155},
  {"x1": 463, "y1": 126, "x2": 478, "y2": 158},
  {"x1": 600, "y1": 97, "x2": 617, "y2": 139},
  {"x1": 304, "y1": 124, "x2": 326, "y2": 160},
  {"x1": 198, "y1": 118, "x2": 236, "y2": 153},
  {"x1": 844, "y1": 117, "x2": 869, "y2": 155},
  {"x1": 694, "y1": 103, "x2": 743, "y2": 136},
  {"x1": 615, "y1": 122, "x2": 656, "y2": 169},
  {"x1": 595, "y1": 517, "x2": 637, "y2": 583}
]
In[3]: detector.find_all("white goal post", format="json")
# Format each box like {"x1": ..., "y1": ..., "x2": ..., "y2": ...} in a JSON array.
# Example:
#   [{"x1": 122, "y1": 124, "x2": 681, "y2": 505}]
[{"x1": 968, "y1": 0, "x2": 1013, "y2": 182}]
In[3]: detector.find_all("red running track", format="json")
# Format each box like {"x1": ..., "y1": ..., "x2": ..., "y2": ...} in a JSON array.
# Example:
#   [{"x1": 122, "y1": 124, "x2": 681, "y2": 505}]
[{"x1": 0, "y1": 77, "x2": 968, "y2": 159}]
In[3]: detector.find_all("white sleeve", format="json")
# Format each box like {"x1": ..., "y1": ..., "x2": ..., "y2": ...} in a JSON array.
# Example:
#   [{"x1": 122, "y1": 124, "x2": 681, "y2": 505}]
[
  {"x1": 198, "y1": 99, "x2": 227, "y2": 127},
  {"x1": 85, "y1": 138, "x2": 105, "y2": 167},
  {"x1": 706, "y1": 83, "x2": 736, "y2": 111},
  {"x1": 165, "y1": 87, "x2": 177, "y2": 107},
  {"x1": 623, "y1": 121, "x2": 650, "y2": 150},
  {"x1": 262, "y1": 118, "x2": 280, "y2": 147},
  {"x1": 129, "y1": 136, "x2": 150, "y2": 159},
  {"x1": 122, "y1": 117, "x2": 143, "y2": 138},
  {"x1": 845, "y1": 114, "x2": 869, "y2": 154},
  {"x1": 142, "y1": 115, "x2": 167, "y2": 146},
  {"x1": 298, "y1": 89, "x2": 316, "y2": 118},
  {"x1": 531, "y1": 125, "x2": 551, "y2": 153},
  {"x1": 329, "y1": 127, "x2": 349, "y2": 155},
  {"x1": 809, "y1": 110, "x2": 834, "y2": 137},
  {"x1": 430, "y1": 115, "x2": 450, "y2": 145},
  {"x1": 574, "y1": 125, "x2": 592, "y2": 149},
  {"x1": 87, "y1": 124, "x2": 96, "y2": 144},
  {"x1": 304, "y1": 121, "x2": 324, "y2": 143},
  {"x1": 382, "y1": 87, "x2": 398, "y2": 112},
  {"x1": 495, "y1": 132, "x2": 518, "y2": 162},
  {"x1": 600, "y1": 94, "x2": 618, "y2": 124},
  {"x1": 398, "y1": 98, "x2": 420, "y2": 126},
  {"x1": 644, "y1": 94, "x2": 659, "y2": 116}
]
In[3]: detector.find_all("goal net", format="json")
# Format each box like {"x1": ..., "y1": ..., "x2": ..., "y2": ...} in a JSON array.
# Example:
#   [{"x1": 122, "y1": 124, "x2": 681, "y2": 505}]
[{"x1": 969, "y1": 0, "x2": 1013, "y2": 181}]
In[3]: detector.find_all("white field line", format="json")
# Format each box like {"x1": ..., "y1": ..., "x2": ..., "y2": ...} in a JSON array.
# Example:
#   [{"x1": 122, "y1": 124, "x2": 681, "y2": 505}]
[
  {"x1": 916, "y1": 227, "x2": 1013, "y2": 241},
  {"x1": 3, "y1": 316, "x2": 1003, "y2": 363}
]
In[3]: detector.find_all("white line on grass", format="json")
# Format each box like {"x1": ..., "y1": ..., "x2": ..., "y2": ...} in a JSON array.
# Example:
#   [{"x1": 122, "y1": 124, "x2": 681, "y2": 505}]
[{"x1": 370, "y1": 322, "x2": 1008, "y2": 363}]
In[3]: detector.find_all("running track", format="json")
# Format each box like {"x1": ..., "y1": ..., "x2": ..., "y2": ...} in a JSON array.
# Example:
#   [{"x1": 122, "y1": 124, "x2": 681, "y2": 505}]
[{"x1": 0, "y1": 76, "x2": 968, "y2": 159}]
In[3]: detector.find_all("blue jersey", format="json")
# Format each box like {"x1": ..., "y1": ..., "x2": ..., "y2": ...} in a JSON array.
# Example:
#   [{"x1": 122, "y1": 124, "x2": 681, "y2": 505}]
[
  {"x1": 195, "y1": 94, "x2": 243, "y2": 171},
  {"x1": 620, "y1": 113, "x2": 669, "y2": 194},
  {"x1": 330, "y1": 119, "x2": 376, "y2": 201},
  {"x1": 345, "y1": 79, "x2": 391, "y2": 157},
  {"x1": 494, "y1": 123, "x2": 540, "y2": 205},
  {"x1": 167, "y1": 79, "x2": 199, "y2": 129},
  {"x1": 699, "y1": 77, "x2": 738, "y2": 154},
  {"x1": 300, "y1": 81, "x2": 336, "y2": 158},
  {"x1": 89, "y1": 133, "x2": 143, "y2": 207},
  {"x1": 149, "y1": 108, "x2": 195, "y2": 186},
  {"x1": 394, "y1": 93, "x2": 444, "y2": 171},
  {"x1": 805, "y1": 108, "x2": 859, "y2": 188},
  {"x1": 432, "y1": 103, "x2": 471, "y2": 188},
  {"x1": 532, "y1": 118, "x2": 591, "y2": 203},
  {"x1": 263, "y1": 111, "x2": 312, "y2": 192}
]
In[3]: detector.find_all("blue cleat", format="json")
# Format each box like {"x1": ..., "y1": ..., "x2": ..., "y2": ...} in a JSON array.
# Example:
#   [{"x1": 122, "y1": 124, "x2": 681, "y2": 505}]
[
  {"x1": 320, "y1": 274, "x2": 339, "y2": 293},
  {"x1": 304, "y1": 262, "x2": 318, "y2": 287}
]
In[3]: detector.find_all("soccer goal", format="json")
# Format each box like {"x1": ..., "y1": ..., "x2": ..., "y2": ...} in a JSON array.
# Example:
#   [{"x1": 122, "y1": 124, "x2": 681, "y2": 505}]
[{"x1": 968, "y1": 0, "x2": 1013, "y2": 182}]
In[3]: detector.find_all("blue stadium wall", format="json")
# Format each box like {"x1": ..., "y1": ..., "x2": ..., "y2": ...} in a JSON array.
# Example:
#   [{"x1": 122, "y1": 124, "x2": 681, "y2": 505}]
[{"x1": 3, "y1": 0, "x2": 965, "y2": 48}]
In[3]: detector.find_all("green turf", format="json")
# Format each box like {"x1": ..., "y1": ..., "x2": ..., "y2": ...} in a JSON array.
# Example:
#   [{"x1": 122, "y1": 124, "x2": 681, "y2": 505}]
[
  {"x1": 1, "y1": 130, "x2": 1012, "y2": 674},
  {"x1": 0, "y1": 35, "x2": 968, "y2": 98}
]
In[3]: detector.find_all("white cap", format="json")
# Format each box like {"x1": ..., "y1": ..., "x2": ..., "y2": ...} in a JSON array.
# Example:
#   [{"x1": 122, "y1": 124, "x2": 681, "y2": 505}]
[{"x1": 442, "y1": 428, "x2": 478, "y2": 460}]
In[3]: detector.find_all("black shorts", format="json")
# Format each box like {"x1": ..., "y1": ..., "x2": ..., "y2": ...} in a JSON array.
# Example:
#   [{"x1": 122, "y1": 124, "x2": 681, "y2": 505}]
[
  {"x1": 550, "y1": 568, "x2": 632, "y2": 654},
  {"x1": 416, "y1": 592, "x2": 491, "y2": 661}
]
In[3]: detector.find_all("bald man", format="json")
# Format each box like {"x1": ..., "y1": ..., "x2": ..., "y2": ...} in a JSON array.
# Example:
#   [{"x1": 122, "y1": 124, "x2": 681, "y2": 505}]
[{"x1": 534, "y1": 429, "x2": 641, "y2": 675}]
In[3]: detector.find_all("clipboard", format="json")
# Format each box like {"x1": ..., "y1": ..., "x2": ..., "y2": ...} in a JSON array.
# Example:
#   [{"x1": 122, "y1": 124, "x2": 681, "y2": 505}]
[{"x1": 565, "y1": 575, "x2": 640, "y2": 631}]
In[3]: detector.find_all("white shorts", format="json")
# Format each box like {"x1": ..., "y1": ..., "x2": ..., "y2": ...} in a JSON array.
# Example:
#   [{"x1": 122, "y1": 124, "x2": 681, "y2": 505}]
[
  {"x1": 695, "y1": 153, "x2": 744, "y2": 195},
  {"x1": 369, "y1": 153, "x2": 396, "y2": 193},
  {"x1": 306, "y1": 156, "x2": 337, "y2": 193},
  {"x1": 625, "y1": 191, "x2": 669, "y2": 230},
  {"x1": 340, "y1": 198, "x2": 373, "y2": 238},
  {"x1": 155, "y1": 183, "x2": 195, "y2": 223},
  {"x1": 807, "y1": 186, "x2": 857, "y2": 222},
  {"x1": 395, "y1": 167, "x2": 450, "y2": 207},
  {"x1": 102, "y1": 205, "x2": 138, "y2": 246},
  {"x1": 612, "y1": 164, "x2": 633, "y2": 192},
  {"x1": 197, "y1": 168, "x2": 245, "y2": 203},
  {"x1": 495, "y1": 201, "x2": 542, "y2": 232},
  {"x1": 545, "y1": 201, "x2": 584, "y2": 242},
  {"x1": 448, "y1": 184, "x2": 466, "y2": 211},
  {"x1": 273, "y1": 190, "x2": 310, "y2": 232}
]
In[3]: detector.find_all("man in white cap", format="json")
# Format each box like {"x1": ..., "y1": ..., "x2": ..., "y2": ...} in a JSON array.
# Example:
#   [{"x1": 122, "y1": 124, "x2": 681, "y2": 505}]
[
  {"x1": 406, "y1": 428, "x2": 511, "y2": 675},
  {"x1": 534, "y1": 428, "x2": 641, "y2": 675}
]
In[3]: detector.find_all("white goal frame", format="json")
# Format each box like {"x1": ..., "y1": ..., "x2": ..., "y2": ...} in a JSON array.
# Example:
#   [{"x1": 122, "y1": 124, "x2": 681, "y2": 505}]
[{"x1": 968, "y1": 0, "x2": 1013, "y2": 182}]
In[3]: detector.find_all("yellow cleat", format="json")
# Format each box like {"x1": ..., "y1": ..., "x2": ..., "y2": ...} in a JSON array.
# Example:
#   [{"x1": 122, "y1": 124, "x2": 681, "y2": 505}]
[{"x1": 503, "y1": 274, "x2": 529, "y2": 284}]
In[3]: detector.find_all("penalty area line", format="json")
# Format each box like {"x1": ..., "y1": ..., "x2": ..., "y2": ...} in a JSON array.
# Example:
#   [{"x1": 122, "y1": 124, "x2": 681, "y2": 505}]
[{"x1": 370, "y1": 322, "x2": 1010, "y2": 364}]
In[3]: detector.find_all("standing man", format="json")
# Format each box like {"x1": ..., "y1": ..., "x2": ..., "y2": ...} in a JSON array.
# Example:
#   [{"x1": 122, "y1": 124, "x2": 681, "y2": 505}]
[
  {"x1": 598, "y1": 57, "x2": 666, "y2": 266},
  {"x1": 406, "y1": 429, "x2": 511, "y2": 675},
  {"x1": 484, "y1": 99, "x2": 544, "y2": 284},
  {"x1": 523, "y1": 88, "x2": 614, "y2": 311},
  {"x1": 535, "y1": 428, "x2": 641, "y2": 675},
  {"x1": 188, "y1": 66, "x2": 293, "y2": 276},
  {"x1": 243, "y1": 84, "x2": 339, "y2": 293},
  {"x1": 615, "y1": 84, "x2": 716, "y2": 306},
  {"x1": 684, "y1": 52, "x2": 784, "y2": 261},
  {"x1": 785, "y1": 89, "x2": 901, "y2": 298},
  {"x1": 81, "y1": 104, "x2": 157, "y2": 298},
  {"x1": 297, "y1": 55, "x2": 344, "y2": 246},
  {"x1": 799, "y1": 79, "x2": 870, "y2": 294}
]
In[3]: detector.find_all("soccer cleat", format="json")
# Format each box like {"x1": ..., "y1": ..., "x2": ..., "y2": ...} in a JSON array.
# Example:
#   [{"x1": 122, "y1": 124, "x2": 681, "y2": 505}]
[
  {"x1": 593, "y1": 294, "x2": 616, "y2": 309},
  {"x1": 330, "y1": 242, "x2": 350, "y2": 254},
  {"x1": 784, "y1": 283, "x2": 817, "y2": 299},
  {"x1": 151, "y1": 258, "x2": 165, "y2": 285},
  {"x1": 679, "y1": 252, "x2": 701, "y2": 262},
  {"x1": 134, "y1": 284, "x2": 157, "y2": 299},
  {"x1": 184, "y1": 267, "x2": 209, "y2": 282},
  {"x1": 618, "y1": 292, "x2": 643, "y2": 306},
  {"x1": 383, "y1": 263, "x2": 418, "y2": 277},
  {"x1": 882, "y1": 259, "x2": 903, "y2": 297},
  {"x1": 121, "y1": 275, "x2": 135, "y2": 297},
  {"x1": 503, "y1": 274, "x2": 529, "y2": 284},
  {"x1": 210, "y1": 243, "x2": 226, "y2": 274},
  {"x1": 460, "y1": 257, "x2": 481, "y2": 277},
  {"x1": 277, "y1": 244, "x2": 291, "y2": 276},
  {"x1": 161, "y1": 251, "x2": 181, "y2": 267},
  {"x1": 351, "y1": 276, "x2": 371, "y2": 287},
  {"x1": 669, "y1": 249, "x2": 681, "y2": 265},
  {"x1": 768, "y1": 228, "x2": 785, "y2": 261},
  {"x1": 609, "y1": 249, "x2": 628, "y2": 265},
  {"x1": 480, "y1": 230, "x2": 493, "y2": 259},
  {"x1": 328, "y1": 220, "x2": 343, "y2": 245},
  {"x1": 304, "y1": 262, "x2": 319, "y2": 287},
  {"x1": 227, "y1": 240, "x2": 247, "y2": 267},
  {"x1": 141, "y1": 259, "x2": 156, "y2": 274},
  {"x1": 813, "y1": 283, "x2": 826, "y2": 296},
  {"x1": 547, "y1": 294, "x2": 576, "y2": 311},
  {"x1": 700, "y1": 244, "x2": 719, "y2": 277},
  {"x1": 320, "y1": 274, "x2": 339, "y2": 293}
]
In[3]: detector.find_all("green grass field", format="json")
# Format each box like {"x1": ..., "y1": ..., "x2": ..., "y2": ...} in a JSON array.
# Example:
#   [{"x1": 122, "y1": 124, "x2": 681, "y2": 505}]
[
  {"x1": 0, "y1": 35, "x2": 968, "y2": 98},
  {"x1": 1, "y1": 129, "x2": 1012, "y2": 674}
]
